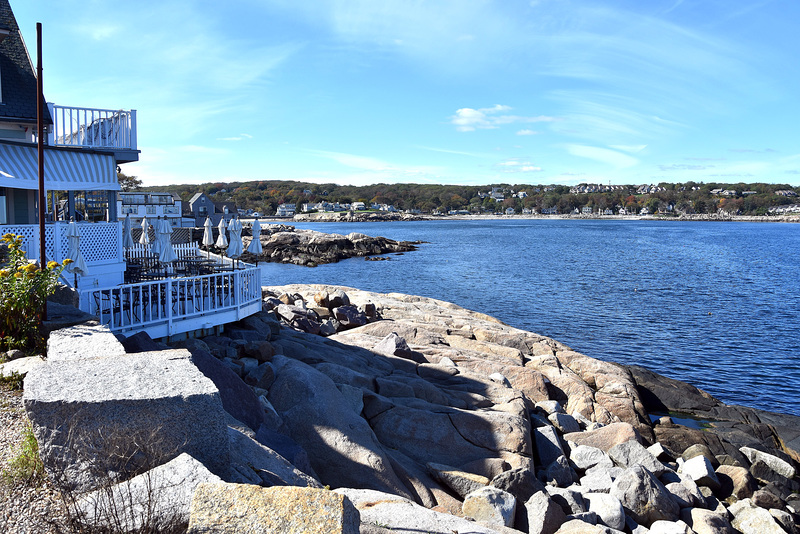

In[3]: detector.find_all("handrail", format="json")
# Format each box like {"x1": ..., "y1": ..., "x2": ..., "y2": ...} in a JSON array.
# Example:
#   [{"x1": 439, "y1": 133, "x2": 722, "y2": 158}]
[
  {"x1": 79, "y1": 266, "x2": 262, "y2": 337},
  {"x1": 48, "y1": 103, "x2": 137, "y2": 151}
]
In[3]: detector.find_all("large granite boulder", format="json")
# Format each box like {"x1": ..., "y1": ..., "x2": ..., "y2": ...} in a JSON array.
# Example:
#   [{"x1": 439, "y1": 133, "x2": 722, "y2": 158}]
[
  {"x1": 45, "y1": 323, "x2": 126, "y2": 362},
  {"x1": 267, "y1": 355, "x2": 411, "y2": 498},
  {"x1": 336, "y1": 488, "x2": 508, "y2": 534},
  {"x1": 610, "y1": 465, "x2": 680, "y2": 527},
  {"x1": 188, "y1": 483, "x2": 360, "y2": 533},
  {"x1": 75, "y1": 453, "x2": 222, "y2": 532},
  {"x1": 24, "y1": 349, "x2": 230, "y2": 492}
]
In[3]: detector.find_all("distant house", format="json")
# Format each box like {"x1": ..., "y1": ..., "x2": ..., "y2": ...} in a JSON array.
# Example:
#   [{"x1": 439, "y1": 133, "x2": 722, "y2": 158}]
[
  {"x1": 351, "y1": 201, "x2": 366, "y2": 210},
  {"x1": 541, "y1": 206, "x2": 558, "y2": 215},
  {"x1": 276, "y1": 203, "x2": 296, "y2": 217},
  {"x1": 118, "y1": 191, "x2": 186, "y2": 227},
  {"x1": 505, "y1": 207, "x2": 516, "y2": 215},
  {"x1": 188, "y1": 193, "x2": 237, "y2": 226},
  {"x1": 581, "y1": 206, "x2": 593, "y2": 215}
]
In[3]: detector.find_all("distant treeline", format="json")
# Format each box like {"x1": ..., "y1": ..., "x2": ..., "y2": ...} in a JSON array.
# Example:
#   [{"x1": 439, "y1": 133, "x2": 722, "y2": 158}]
[{"x1": 139, "y1": 180, "x2": 800, "y2": 216}]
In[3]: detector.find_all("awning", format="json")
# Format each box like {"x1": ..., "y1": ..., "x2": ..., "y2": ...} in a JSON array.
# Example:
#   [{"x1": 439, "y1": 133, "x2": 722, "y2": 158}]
[{"x1": 0, "y1": 141, "x2": 119, "y2": 191}]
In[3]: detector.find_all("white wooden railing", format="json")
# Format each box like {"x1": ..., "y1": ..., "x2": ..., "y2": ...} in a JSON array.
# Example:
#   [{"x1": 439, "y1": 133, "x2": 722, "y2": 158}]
[
  {"x1": 80, "y1": 266, "x2": 262, "y2": 339},
  {"x1": 48, "y1": 104, "x2": 137, "y2": 151}
]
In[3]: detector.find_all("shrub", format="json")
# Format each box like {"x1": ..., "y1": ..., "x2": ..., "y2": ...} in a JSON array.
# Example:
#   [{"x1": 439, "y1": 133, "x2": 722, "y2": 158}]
[
  {"x1": 0, "y1": 233, "x2": 71, "y2": 353},
  {"x1": 1, "y1": 425, "x2": 44, "y2": 486}
]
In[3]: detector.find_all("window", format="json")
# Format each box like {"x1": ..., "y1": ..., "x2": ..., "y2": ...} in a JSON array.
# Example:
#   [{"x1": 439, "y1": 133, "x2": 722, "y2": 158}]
[{"x1": 146, "y1": 206, "x2": 156, "y2": 215}]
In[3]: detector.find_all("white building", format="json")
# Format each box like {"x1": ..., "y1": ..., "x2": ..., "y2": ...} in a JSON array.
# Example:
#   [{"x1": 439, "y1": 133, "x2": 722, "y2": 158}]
[{"x1": 118, "y1": 192, "x2": 186, "y2": 227}]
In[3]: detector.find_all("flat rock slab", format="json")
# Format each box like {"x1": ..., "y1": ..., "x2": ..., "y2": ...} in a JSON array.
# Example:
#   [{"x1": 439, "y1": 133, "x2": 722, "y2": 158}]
[
  {"x1": 46, "y1": 323, "x2": 126, "y2": 362},
  {"x1": 188, "y1": 483, "x2": 360, "y2": 533},
  {"x1": 336, "y1": 488, "x2": 508, "y2": 534},
  {"x1": 24, "y1": 349, "x2": 230, "y2": 491}
]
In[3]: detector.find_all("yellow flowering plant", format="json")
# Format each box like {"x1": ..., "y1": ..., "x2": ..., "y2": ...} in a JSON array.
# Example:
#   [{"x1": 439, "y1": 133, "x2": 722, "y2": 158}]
[{"x1": 0, "y1": 233, "x2": 68, "y2": 353}]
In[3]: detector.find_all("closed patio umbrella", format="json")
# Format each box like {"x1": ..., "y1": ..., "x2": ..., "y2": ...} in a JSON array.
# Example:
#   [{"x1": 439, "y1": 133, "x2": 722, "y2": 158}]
[
  {"x1": 227, "y1": 217, "x2": 243, "y2": 267},
  {"x1": 202, "y1": 216, "x2": 214, "y2": 258},
  {"x1": 65, "y1": 217, "x2": 88, "y2": 288},
  {"x1": 122, "y1": 214, "x2": 135, "y2": 259},
  {"x1": 215, "y1": 218, "x2": 228, "y2": 264},
  {"x1": 157, "y1": 217, "x2": 178, "y2": 265},
  {"x1": 247, "y1": 218, "x2": 263, "y2": 265},
  {"x1": 150, "y1": 216, "x2": 163, "y2": 257},
  {"x1": 139, "y1": 216, "x2": 151, "y2": 250}
]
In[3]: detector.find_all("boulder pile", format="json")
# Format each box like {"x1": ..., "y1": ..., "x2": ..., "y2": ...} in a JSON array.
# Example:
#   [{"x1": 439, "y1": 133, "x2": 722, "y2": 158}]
[{"x1": 20, "y1": 284, "x2": 800, "y2": 533}]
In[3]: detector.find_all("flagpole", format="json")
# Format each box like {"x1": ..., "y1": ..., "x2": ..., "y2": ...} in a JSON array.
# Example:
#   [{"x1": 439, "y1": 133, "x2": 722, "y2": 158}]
[{"x1": 36, "y1": 22, "x2": 47, "y2": 325}]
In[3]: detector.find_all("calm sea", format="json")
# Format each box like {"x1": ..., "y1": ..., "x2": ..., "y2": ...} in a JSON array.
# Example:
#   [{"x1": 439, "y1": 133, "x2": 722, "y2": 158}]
[{"x1": 259, "y1": 219, "x2": 800, "y2": 416}]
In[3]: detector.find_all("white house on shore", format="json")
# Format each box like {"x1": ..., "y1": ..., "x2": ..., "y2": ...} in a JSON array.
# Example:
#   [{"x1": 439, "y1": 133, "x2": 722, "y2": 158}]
[{"x1": 0, "y1": 1, "x2": 261, "y2": 340}]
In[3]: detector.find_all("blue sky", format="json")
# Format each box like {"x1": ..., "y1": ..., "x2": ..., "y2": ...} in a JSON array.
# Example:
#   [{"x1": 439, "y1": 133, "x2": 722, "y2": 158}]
[{"x1": 14, "y1": 0, "x2": 800, "y2": 187}]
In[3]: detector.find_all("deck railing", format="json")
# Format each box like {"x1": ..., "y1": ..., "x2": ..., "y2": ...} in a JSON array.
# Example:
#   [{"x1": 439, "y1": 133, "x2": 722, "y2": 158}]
[
  {"x1": 80, "y1": 266, "x2": 263, "y2": 339},
  {"x1": 49, "y1": 104, "x2": 137, "y2": 151},
  {"x1": 0, "y1": 222, "x2": 122, "y2": 265}
]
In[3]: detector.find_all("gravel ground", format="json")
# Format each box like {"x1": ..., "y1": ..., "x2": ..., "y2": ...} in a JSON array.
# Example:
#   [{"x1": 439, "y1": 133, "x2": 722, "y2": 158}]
[{"x1": 0, "y1": 385, "x2": 70, "y2": 534}]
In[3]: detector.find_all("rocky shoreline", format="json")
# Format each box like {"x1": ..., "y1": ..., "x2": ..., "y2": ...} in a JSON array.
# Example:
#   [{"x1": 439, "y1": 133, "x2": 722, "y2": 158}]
[
  {"x1": 3, "y1": 285, "x2": 799, "y2": 533},
  {"x1": 193, "y1": 224, "x2": 421, "y2": 266},
  {"x1": 287, "y1": 212, "x2": 800, "y2": 224}
]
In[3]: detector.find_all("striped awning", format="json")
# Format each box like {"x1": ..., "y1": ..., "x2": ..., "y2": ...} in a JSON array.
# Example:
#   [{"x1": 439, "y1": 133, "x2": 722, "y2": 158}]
[{"x1": 0, "y1": 141, "x2": 119, "y2": 191}]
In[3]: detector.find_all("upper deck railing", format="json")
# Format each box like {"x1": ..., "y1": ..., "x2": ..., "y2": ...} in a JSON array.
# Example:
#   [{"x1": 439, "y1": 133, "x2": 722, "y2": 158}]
[{"x1": 48, "y1": 104, "x2": 137, "y2": 152}]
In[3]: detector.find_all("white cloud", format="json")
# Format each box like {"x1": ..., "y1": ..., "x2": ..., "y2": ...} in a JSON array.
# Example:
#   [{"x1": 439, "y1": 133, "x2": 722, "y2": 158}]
[
  {"x1": 217, "y1": 134, "x2": 254, "y2": 142},
  {"x1": 450, "y1": 105, "x2": 557, "y2": 132},
  {"x1": 564, "y1": 145, "x2": 639, "y2": 169},
  {"x1": 517, "y1": 129, "x2": 538, "y2": 136}
]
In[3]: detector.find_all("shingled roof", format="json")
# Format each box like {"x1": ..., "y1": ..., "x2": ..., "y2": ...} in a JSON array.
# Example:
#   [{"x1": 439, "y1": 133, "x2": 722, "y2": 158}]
[{"x1": 0, "y1": 0, "x2": 51, "y2": 124}]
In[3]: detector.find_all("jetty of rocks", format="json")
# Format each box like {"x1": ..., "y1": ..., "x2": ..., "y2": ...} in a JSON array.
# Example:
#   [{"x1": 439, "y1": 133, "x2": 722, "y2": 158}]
[
  {"x1": 13, "y1": 284, "x2": 800, "y2": 533},
  {"x1": 230, "y1": 225, "x2": 420, "y2": 266}
]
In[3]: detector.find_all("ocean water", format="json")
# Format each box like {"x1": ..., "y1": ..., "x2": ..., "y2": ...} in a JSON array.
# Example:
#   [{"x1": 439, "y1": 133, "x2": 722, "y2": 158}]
[{"x1": 259, "y1": 219, "x2": 800, "y2": 416}]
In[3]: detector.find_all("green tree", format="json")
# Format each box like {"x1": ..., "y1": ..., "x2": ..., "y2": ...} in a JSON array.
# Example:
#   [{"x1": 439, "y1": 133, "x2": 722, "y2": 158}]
[{"x1": 117, "y1": 171, "x2": 142, "y2": 191}]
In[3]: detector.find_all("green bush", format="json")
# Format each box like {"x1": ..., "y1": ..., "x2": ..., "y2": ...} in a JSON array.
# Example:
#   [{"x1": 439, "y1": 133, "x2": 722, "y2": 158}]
[
  {"x1": 0, "y1": 233, "x2": 70, "y2": 353},
  {"x1": 1, "y1": 425, "x2": 44, "y2": 486}
]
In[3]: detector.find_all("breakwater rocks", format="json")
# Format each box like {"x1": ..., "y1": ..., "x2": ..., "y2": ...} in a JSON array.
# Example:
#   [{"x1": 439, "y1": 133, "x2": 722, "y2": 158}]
[
  {"x1": 19, "y1": 285, "x2": 800, "y2": 533},
  {"x1": 241, "y1": 226, "x2": 420, "y2": 266}
]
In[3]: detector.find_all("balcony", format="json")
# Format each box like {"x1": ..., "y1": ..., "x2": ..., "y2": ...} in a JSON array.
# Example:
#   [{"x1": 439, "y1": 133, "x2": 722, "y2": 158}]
[{"x1": 48, "y1": 104, "x2": 139, "y2": 163}]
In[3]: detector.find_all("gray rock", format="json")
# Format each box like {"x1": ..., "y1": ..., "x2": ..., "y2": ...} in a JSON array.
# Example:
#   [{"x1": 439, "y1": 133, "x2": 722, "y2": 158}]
[
  {"x1": 679, "y1": 507, "x2": 734, "y2": 534},
  {"x1": 549, "y1": 413, "x2": 582, "y2": 434},
  {"x1": 536, "y1": 400, "x2": 565, "y2": 415},
  {"x1": 563, "y1": 422, "x2": 640, "y2": 453},
  {"x1": 740, "y1": 446, "x2": 796, "y2": 479},
  {"x1": 373, "y1": 332, "x2": 422, "y2": 362},
  {"x1": 336, "y1": 488, "x2": 507, "y2": 534},
  {"x1": 462, "y1": 486, "x2": 517, "y2": 528},
  {"x1": 0, "y1": 355, "x2": 44, "y2": 379},
  {"x1": 714, "y1": 464, "x2": 758, "y2": 500},
  {"x1": 571, "y1": 445, "x2": 611, "y2": 470},
  {"x1": 188, "y1": 483, "x2": 360, "y2": 533},
  {"x1": 244, "y1": 362, "x2": 275, "y2": 390},
  {"x1": 665, "y1": 482, "x2": 695, "y2": 509},
  {"x1": 491, "y1": 467, "x2": 545, "y2": 503},
  {"x1": 24, "y1": 349, "x2": 230, "y2": 492},
  {"x1": 769, "y1": 508, "x2": 799, "y2": 534},
  {"x1": 227, "y1": 426, "x2": 321, "y2": 488},
  {"x1": 462, "y1": 458, "x2": 512, "y2": 481},
  {"x1": 751, "y1": 488, "x2": 783, "y2": 510},
  {"x1": 648, "y1": 520, "x2": 692, "y2": 533},
  {"x1": 333, "y1": 305, "x2": 368, "y2": 329},
  {"x1": 46, "y1": 323, "x2": 126, "y2": 362},
  {"x1": 267, "y1": 356, "x2": 411, "y2": 497},
  {"x1": 427, "y1": 462, "x2": 489, "y2": 498},
  {"x1": 541, "y1": 455, "x2": 577, "y2": 487},
  {"x1": 679, "y1": 455, "x2": 720, "y2": 491},
  {"x1": 545, "y1": 485, "x2": 587, "y2": 515},
  {"x1": 580, "y1": 468, "x2": 615, "y2": 494},
  {"x1": 584, "y1": 492, "x2": 626, "y2": 531},
  {"x1": 524, "y1": 491, "x2": 567, "y2": 534},
  {"x1": 682, "y1": 444, "x2": 718, "y2": 467},
  {"x1": 728, "y1": 498, "x2": 786, "y2": 534},
  {"x1": 610, "y1": 465, "x2": 680, "y2": 527},
  {"x1": 535, "y1": 425, "x2": 567, "y2": 466},
  {"x1": 609, "y1": 440, "x2": 669, "y2": 476},
  {"x1": 75, "y1": 453, "x2": 222, "y2": 532}
]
